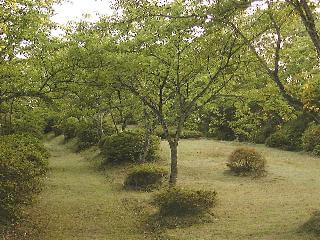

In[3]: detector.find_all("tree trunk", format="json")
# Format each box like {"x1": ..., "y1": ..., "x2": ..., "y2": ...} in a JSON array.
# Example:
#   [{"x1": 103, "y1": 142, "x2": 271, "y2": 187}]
[{"x1": 169, "y1": 140, "x2": 178, "y2": 187}]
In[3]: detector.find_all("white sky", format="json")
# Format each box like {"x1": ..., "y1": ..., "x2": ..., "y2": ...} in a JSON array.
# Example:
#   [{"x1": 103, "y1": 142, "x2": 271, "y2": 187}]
[{"x1": 52, "y1": 0, "x2": 113, "y2": 25}]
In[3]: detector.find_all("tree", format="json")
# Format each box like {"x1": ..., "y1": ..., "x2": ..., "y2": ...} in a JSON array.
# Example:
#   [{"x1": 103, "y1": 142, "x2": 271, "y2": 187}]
[
  {"x1": 102, "y1": 0, "x2": 244, "y2": 185},
  {"x1": 223, "y1": 0, "x2": 320, "y2": 122},
  {"x1": 0, "y1": 0, "x2": 65, "y2": 133}
]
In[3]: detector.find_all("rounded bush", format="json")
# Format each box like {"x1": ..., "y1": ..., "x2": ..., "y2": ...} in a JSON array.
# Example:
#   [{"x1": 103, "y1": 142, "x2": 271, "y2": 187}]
[
  {"x1": 124, "y1": 165, "x2": 167, "y2": 190},
  {"x1": 0, "y1": 134, "x2": 49, "y2": 223},
  {"x1": 152, "y1": 187, "x2": 217, "y2": 216},
  {"x1": 227, "y1": 147, "x2": 266, "y2": 176},
  {"x1": 100, "y1": 131, "x2": 160, "y2": 165},
  {"x1": 302, "y1": 124, "x2": 320, "y2": 152}
]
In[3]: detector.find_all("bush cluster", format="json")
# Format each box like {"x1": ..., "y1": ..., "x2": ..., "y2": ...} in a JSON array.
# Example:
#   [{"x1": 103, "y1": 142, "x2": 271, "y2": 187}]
[
  {"x1": 100, "y1": 131, "x2": 160, "y2": 165},
  {"x1": 227, "y1": 147, "x2": 266, "y2": 176},
  {"x1": 302, "y1": 124, "x2": 320, "y2": 153},
  {"x1": 152, "y1": 187, "x2": 217, "y2": 216},
  {"x1": 0, "y1": 134, "x2": 49, "y2": 224},
  {"x1": 124, "y1": 164, "x2": 167, "y2": 191},
  {"x1": 265, "y1": 116, "x2": 310, "y2": 151}
]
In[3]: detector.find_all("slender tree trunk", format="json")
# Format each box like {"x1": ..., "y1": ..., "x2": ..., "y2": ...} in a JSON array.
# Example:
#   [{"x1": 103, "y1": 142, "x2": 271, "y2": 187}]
[
  {"x1": 140, "y1": 109, "x2": 154, "y2": 162},
  {"x1": 169, "y1": 140, "x2": 178, "y2": 187}
]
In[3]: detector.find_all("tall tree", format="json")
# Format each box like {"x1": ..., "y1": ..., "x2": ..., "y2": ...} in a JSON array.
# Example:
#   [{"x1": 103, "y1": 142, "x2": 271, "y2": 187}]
[{"x1": 104, "y1": 0, "x2": 243, "y2": 185}]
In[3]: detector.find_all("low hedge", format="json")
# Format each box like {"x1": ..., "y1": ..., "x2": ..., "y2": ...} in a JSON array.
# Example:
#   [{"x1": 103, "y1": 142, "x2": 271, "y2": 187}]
[
  {"x1": 100, "y1": 131, "x2": 160, "y2": 165},
  {"x1": 0, "y1": 134, "x2": 49, "y2": 224},
  {"x1": 124, "y1": 164, "x2": 167, "y2": 191}
]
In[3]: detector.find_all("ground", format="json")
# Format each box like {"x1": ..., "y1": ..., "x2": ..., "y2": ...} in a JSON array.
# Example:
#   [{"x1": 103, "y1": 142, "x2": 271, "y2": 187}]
[{"x1": 4, "y1": 135, "x2": 319, "y2": 240}]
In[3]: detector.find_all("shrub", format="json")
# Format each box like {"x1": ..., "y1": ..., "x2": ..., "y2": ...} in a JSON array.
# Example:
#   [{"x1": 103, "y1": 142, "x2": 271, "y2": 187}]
[
  {"x1": 0, "y1": 134, "x2": 49, "y2": 224},
  {"x1": 227, "y1": 147, "x2": 266, "y2": 176},
  {"x1": 152, "y1": 187, "x2": 217, "y2": 216},
  {"x1": 302, "y1": 124, "x2": 320, "y2": 152},
  {"x1": 62, "y1": 117, "x2": 79, "y2": 140},
  {"x1": 265, "y1": 128, "x2": 301, "y2": 151},
  {"x1": 76, "y1": 121, "x2": 101, "y2": 150},
  {"x1": 100, "y1": 131, "x2": 160, "y2": 165},
  {"x1": 300, "y1": 210, "x2": 320, "y2": 235},
  {"x1": 181, "y1": 130, "x2": 203, "y2": 139},
  {"x1": 124, "y1": 165, "x2": 167, "y2": 190},
  {"x1": 44, "y1": 114, "x2": 61, "y2": 134},
  {"x1": 265, "y1": 116, "x2": 311, "y2": 151},
  {"x1": 313, "y1": 145, "x2": 320, "y2": 156},
  {"x1": 252, "y1": 123, "x2": 278, "y2": 144},
  {"x1": 12, "y1": 115, "x2": 46, "y2": 139}
]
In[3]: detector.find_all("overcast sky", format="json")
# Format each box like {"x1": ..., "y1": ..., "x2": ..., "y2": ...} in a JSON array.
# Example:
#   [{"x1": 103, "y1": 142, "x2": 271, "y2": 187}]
[{"x1": 52, "y1": 0, "x2": 113, "y2": 25}]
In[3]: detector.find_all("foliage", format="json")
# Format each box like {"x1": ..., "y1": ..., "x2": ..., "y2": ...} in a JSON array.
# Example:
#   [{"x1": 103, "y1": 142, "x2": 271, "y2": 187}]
[
  {"x1": 100, "y1": 131, "x2": 160, "y2": 165},
  {"x1": 265, "y1": 115, "x2": 311, "y2": 151},
  {"x1": 181, "y1": 130, "x2": 204, "y2": 139},
  {"x1": 152, "y1": 187, "x2": 217, "y2": 216},
  {"x1": 0, "y1": 134, "x2": 49, "y2": 224},
  {"x1": 302, "y1": 124, "x2": 320, "y2": 152},
  {"x1": 123, "y1": 164, "x2": 167, "y2": 191},
  {"x1": 12, "y1": 112, "x2": 47, "y2": 139},
  {"x1": 227, "y1": 147, "x2": 266, "y2": 176},
  {"x1": 313, "y1": 145, "x2": 320, "y2": 156},
  {"x1": 76, "y1": 120, "x2": 101, "y2": 150},
  {"x1": 154, "y1": 126, "x2": 203, "y2": 139},
  {"x1": 62, "y1": 117, "x2": 79, "y2": 140}
]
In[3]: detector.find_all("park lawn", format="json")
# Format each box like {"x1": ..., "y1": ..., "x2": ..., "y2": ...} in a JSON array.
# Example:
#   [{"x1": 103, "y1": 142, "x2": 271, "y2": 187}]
[
  {"x1": 5, "y1": 135, "x2": 319, "y2": 240},
  {"x1": 158, "y1": 139, "x2": 320, "y2": 240}
]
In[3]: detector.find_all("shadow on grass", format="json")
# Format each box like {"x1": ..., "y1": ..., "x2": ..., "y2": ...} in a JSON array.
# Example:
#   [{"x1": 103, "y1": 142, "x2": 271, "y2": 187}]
[
  {"x1": 297, "y1": 210, "x2": 320, "y2": 237},
  {"x1": 142, "y1": 211, "x2": 216, "y2": 232}
]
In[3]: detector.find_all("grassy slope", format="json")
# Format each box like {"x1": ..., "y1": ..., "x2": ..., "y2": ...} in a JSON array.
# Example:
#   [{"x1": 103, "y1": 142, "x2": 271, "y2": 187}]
[
  {"x1": 8, "y1": 136, "x2": 319, "y2": 240},
  {"x1": 158, "y1": 140, "x2": 320, "y2": 240},
  {"x1": 22, "y1": 135, "x2": 153, "y2": 240}
]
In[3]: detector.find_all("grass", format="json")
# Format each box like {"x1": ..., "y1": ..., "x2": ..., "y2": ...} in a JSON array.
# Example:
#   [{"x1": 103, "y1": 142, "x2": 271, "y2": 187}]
[
  {"x1": 3, "y1": 135, "x2": 319, "y2": 239},
  {"x1": 158, "y1": 139, "x2": 320, "y2": 240}
]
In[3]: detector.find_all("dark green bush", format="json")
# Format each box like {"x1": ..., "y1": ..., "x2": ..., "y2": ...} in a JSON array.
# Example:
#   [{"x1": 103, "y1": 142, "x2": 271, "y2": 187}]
[
  {"x1": 300, "y1": 210, "x2": 320, "y2": 235},
  {"x1": 124, "y1": 164, "x2": 167, "y2": 191},
  {"x1": 62, "y1": 117, "x2": 79, "y2": 140},
  {"x1": 265, "y1": 128, "x2": 301, "y2": 151},
  {"x1": 252, "y1": 123, "x2": 278, "y2": 144},
  {"x1": 44, "y1": 114, "x2": 61, "y2": 134},
  {"x1": 313, "y1": 145, "x2": 320, "y2": 156},
  {"x1": 152, "y1": 187, "x2": 217, "y2": 216},
  {"x1": 265, "y1": 116, "x2": 311, "y2": 151},
  {"x1": 76, "y1": 121, "x2": 101, "y2": 150},
  {"x1": 0, "y1": 134, "x2": 49, "y2": 224},
  {"x1": 302, "y1": 124, "x2": 320, "y2": 152},
  {"x1": 100, "y1": 131, "x2": 160, "y2": 165},
  {"x1": 227, "y1": 147, "x2": 266, "y2": 176}
]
